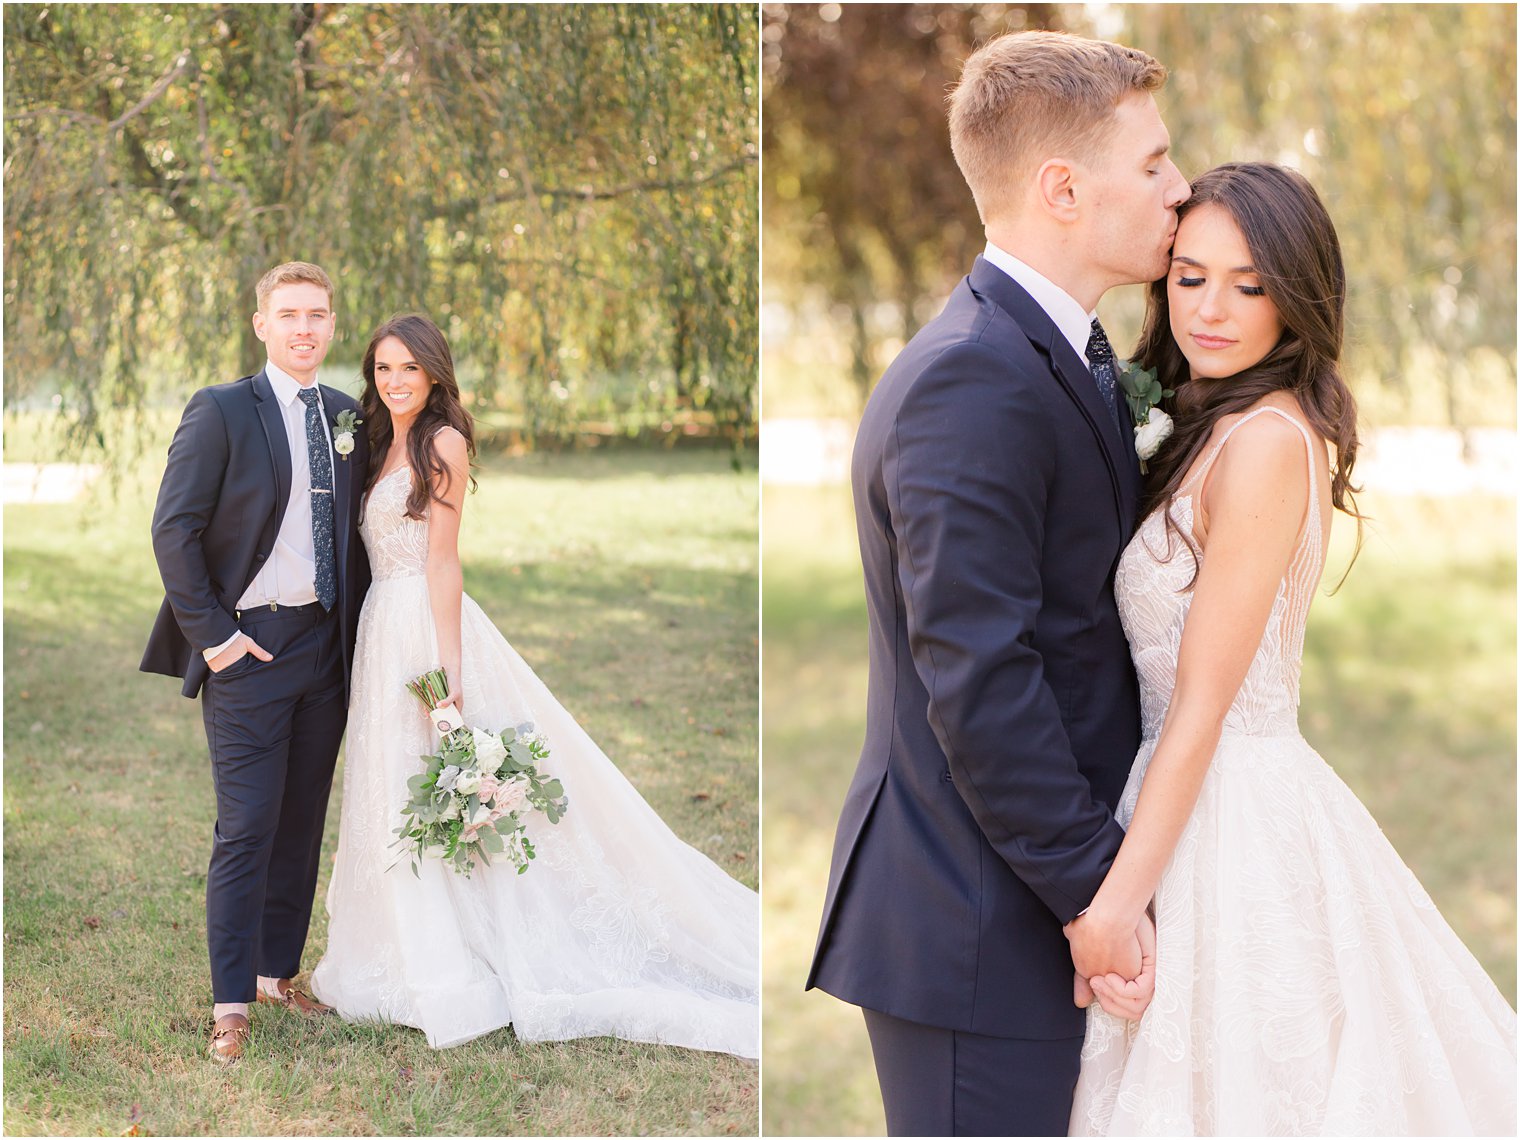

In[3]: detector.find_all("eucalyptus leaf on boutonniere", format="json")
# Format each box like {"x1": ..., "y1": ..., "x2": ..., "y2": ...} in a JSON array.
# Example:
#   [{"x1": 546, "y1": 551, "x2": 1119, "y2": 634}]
[
  {"x1": 1116, "y1": 360, "x2": 1175, "y2": 473},
  {"x1": 333, "y1": 409, "x2": 362, "y2": 459}
]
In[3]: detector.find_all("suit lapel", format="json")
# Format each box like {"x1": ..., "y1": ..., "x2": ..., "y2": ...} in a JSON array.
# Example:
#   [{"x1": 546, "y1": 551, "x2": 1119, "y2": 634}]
[
  {"x1": 251, "y1": 370, "x2": 293, "y2": 538},
  {"x1": 321, "y1": 388, "x2": 353, "y2": 578},
  {"x1": 1115, "y1": 394, "x2": 1142, "y2": 530},
  {"x1": 969, "y1": 258, "x2": 1138, "y2": 535}
]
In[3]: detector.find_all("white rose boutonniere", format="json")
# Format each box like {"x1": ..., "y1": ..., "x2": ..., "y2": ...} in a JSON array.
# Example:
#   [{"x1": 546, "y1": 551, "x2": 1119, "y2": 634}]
[
  {"x1": 1134, "y1": 409, "x2": 1174, "y2": 463},
  {"x1": 1116, "y1": 361, "x2": 1175, "y2": 474},
  {"x1": 333, "y1": 409, "x2": 362, "y2": 459}
]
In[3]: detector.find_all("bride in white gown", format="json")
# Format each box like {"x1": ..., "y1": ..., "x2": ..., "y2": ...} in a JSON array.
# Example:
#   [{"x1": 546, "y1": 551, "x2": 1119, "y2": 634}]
[
  {"x1": 310, "y1": 314, "x2": 758, "y2": 1057},
  {"x1": 1066, "y1": 164, "x2": 1515, "y2": 1135}
]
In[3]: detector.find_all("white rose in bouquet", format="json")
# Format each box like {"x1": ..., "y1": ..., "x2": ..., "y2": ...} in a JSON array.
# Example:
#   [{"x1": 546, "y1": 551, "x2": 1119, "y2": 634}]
[
  {"x1": 454, "y1": 768, "x2": 482, "y2": 797},
  {"x1": 472, "y1": 727, "x2": 508, "y2": 771}
]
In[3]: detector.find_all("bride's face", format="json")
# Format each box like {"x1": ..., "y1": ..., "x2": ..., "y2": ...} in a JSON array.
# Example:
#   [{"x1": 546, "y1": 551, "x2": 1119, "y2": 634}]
[
  {"x1": 1167, "y1": 203, "x2": 1284, "y2": 380},
  {"x1": 372, "y1": 335, "x2": 434, "y2": 421}
]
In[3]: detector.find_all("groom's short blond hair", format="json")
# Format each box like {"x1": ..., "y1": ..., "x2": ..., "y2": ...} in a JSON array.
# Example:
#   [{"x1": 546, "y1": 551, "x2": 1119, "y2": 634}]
[
  {"x1": 948, "y1": 31, "x2": 1167, "y2": 222},
  {"x1": 255, "y1": 261, "x2": 334, "y2": 312}
]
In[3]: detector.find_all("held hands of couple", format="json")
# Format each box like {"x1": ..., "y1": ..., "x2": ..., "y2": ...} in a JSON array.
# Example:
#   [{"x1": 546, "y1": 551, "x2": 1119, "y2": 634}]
[
  {"x1": 1065, "y1": 907, "x2": 1156, "y2": 1022},
  {"x1": 209, "y1": 632, "x2": 274, "y2": 673}
]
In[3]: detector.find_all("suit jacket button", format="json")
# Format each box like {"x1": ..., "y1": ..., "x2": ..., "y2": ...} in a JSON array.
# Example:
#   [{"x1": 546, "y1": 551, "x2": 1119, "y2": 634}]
[{"x1": 255, "y1": 553, "x2": 266, "y2": 562}]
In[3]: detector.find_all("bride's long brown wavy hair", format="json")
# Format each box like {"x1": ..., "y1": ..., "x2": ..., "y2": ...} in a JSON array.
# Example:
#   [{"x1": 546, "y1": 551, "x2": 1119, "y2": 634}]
[
  {"x1": 1133, "y1": 162, "x2": 1364, "y2": 586},
  {"x1": 360, "y1": 313, "x2": 477, "y2": 519}
]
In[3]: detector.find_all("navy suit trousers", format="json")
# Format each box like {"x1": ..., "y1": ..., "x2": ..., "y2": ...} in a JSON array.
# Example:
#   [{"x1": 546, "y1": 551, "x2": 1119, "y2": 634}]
[
  {"x1": 199, "y1": 604, "x2": 345, "y2": 1002},
  {"x1": 863, "y1": 1007, "x2": 1084, "y2": 1137}
]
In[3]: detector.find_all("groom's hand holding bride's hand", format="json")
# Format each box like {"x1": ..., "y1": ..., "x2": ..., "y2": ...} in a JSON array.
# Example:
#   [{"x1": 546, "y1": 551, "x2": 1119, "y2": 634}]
[
  {"x1": 1085, "y1": 911, "x2": 1155, "y2": 1020},
  {"x1": 1065, "y1": 908, "x2": 1156, "y2": 1021}
]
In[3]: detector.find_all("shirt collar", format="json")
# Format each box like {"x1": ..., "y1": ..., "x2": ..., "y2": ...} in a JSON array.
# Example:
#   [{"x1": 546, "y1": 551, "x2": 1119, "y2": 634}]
[
  {"x1": 982, "y1": 241, "x2": 1094, "y2": 363},
  {"x1": 264, "y1": 359, "x2": 323, "y2": 409}
]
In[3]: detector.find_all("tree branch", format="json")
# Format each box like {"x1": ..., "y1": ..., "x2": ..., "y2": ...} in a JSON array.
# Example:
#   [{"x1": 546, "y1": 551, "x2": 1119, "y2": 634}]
[
  {"x1": 107, "y1": 49, "x2": 193, "y2": 133},
  {"x1": 426, "y1": 154, "x2": 755, "y2": 220}
]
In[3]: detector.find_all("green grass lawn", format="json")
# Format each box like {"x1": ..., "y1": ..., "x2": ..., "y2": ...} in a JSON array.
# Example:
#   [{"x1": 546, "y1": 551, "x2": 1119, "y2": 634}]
[
  {"x1": 4, "y1": 437, "x2": 758, "y2": 1137},
  {"x1": 760, "y1": 481, "x2": 1517, "y2": 1137}
]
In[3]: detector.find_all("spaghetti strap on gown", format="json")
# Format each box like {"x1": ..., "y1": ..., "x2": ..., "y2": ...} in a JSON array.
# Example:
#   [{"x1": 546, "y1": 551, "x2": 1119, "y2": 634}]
[
  {"x1": 310, "y1": 467, "x2": 759, "y2": 1055},
  {"x1": 1070, "y1": 406, "x2": 1516, "y2": 1135}
]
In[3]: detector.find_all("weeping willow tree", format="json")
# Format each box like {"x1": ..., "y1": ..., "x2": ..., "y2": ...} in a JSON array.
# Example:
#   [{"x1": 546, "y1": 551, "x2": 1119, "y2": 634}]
[{"x1": 4, "y1": 3, "x2": 758, "y2": 449}]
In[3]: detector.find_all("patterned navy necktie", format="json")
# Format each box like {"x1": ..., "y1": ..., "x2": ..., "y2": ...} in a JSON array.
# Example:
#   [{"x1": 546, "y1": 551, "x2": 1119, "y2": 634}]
[
  {"x1": 297, "y1": 388, "x2": 337, "y2": 611},
  {"x1": 1085, "y1": 318, "x2": 1125, "y2": 436}
]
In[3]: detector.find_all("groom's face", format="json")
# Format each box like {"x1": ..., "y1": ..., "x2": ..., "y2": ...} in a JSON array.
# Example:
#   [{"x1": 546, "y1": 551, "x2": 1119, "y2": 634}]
[
  {"x1": 1083, "y1": 93, "x2": 1190, "y2": 287},
  {"x1": 253, "y1": 281, "x2": 336, "y2": 384}
]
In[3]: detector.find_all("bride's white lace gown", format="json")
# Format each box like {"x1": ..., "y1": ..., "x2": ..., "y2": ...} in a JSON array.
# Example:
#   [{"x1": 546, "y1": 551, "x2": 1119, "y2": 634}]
[
  {"x1": 1071, "y1": 407, "x2": 1516, "y2": 1136},
  {"x1": 310, "y1": 467, "x2": 759, "y2": 1055}
]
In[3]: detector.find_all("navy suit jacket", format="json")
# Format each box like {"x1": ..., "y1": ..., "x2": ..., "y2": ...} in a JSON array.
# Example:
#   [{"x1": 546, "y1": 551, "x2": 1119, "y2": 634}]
[
  {"x1": 807, "y1": 259, "x2": 1144, "y2": 1039},
  {"x1": 140, "y1": 370, "x2": 371, "y2": 698}
]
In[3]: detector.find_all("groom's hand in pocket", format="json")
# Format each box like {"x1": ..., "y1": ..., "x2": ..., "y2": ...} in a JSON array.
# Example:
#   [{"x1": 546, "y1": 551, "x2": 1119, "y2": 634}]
[{"x1": 209, "y1": 633, "x2": 274, "y2": 673}]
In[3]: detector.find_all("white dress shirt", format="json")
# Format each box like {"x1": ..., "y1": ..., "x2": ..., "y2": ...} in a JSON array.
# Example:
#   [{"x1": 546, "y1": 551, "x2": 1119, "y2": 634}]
[
  {"x1": 203, "y1": 361, "x2": 335, "y2": 661},
  {"x1": 981, "y1": 241, "x2": 1096, "y2": 364}
]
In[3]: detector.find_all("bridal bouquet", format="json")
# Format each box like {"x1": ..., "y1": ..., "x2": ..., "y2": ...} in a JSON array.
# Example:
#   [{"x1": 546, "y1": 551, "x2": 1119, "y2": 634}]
[{"x1": 391, "y1": 668, "x2": 569, "y2": 878}]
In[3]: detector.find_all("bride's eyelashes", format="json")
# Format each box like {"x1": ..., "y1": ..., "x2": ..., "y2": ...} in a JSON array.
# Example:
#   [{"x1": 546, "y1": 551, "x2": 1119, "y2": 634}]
[{"x1": 1173, "y1": 274, "x2": 1267, "y2": 296}]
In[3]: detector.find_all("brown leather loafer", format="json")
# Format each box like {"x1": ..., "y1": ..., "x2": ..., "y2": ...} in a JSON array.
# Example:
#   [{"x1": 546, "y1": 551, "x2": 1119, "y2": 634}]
[
  {"x1": 256, "y1": 978, "x2": 333, "y2": 1016},
  {"x1": 208, "y1": 1012, "x2": 250, "y2": 1063}
]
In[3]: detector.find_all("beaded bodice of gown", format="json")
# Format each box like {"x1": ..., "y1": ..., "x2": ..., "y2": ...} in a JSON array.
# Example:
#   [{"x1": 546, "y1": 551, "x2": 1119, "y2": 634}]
[
  {"x1": 362, "y1": 466, "x2": 428, "y2": 581},
  {"x1": 1114, "y1": 405, "x2": 1325, "y2": 756}
]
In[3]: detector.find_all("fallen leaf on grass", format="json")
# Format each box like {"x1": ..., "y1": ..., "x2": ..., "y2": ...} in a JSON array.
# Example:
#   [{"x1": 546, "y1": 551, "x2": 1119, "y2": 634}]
[
  {"x1": 730, "y1": 853, "x2": 746, "y2": 862},
  {"x1": 83, "y1": 916, "x2": 101, "y2": 929},
  {"x1": 690, "y1": 792, "x2": 710, "y2": 802}
]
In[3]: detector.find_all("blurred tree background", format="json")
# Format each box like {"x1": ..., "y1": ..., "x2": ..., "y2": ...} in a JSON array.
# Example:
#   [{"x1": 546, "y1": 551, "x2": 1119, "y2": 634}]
[
  {"x1": 762, "y1": 2, "x2": 1516, "y2": 432},
  {"x1": 5, "y1": 3, "x2": 758, "y2": 450}
]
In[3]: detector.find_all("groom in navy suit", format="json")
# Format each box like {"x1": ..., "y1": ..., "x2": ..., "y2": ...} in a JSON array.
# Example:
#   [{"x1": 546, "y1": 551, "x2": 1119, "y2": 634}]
[
  {"x1": 141, "y1": 261, "x2": 369, "y2": 1061},
  {"x1": 807, "y1": 32, "x2": 1190, "y2": 1135}
]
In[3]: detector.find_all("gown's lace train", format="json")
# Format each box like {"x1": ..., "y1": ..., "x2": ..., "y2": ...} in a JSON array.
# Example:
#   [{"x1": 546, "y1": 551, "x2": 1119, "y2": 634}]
[
  {"x1": 1070, "y1": 407, "x2": 1516, "y2": 1135},
  {"x1": 311, "y1": 467, "x2": 759, "y2": 1055}
]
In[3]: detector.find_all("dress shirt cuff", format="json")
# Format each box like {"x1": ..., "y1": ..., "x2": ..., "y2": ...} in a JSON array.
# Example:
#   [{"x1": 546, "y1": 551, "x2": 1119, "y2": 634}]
[{"x1": 203, "y1": 629, "x2": 242, "y2": 664}]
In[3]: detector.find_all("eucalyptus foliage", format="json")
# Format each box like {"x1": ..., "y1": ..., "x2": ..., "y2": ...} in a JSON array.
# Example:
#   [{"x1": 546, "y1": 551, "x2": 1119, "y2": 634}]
[{"x1": 5, "y1": 3, "x2": 758, "y2": 446}]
